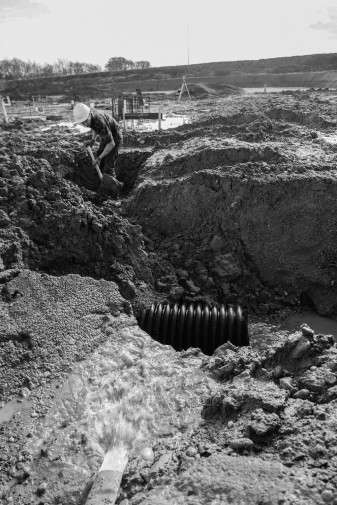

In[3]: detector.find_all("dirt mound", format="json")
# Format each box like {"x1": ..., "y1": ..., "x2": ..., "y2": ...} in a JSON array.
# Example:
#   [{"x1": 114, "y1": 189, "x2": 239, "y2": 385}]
[
  {"x1": 187, "y1": 83, "x2": 218, "y2": 98},
  {"x1": 126, "y1": 91, "x2": 337, "y2": 317},
  {"x1": 177, "y1": 83, "x2": 243, "y2": 99},
  {"x1": 210, "y1": 82, "x2": 244, "y2": 96},
  {"x1": 0, "y1": 270, "x2": 129, "y2": 401},
  {"x1": 2, "y1": 90, "x2": 337, "y2": 504}
]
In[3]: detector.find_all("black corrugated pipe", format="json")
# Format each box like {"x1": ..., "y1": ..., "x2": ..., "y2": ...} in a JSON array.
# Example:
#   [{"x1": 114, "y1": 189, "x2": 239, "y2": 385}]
[{"x1": 137, "y1": 303, "x2": 249, "y2": 355}]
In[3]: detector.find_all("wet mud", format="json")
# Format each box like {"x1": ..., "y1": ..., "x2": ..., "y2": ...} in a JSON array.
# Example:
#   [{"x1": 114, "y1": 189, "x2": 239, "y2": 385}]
[{"x1": 1, "y1": 89, "x2": 337, "y2": 504}]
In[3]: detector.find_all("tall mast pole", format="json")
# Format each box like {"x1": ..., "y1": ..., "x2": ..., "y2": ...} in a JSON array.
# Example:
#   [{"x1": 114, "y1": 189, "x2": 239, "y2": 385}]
[{"x1": 187, "y1": 25, "x2": 190, "y2": 67}]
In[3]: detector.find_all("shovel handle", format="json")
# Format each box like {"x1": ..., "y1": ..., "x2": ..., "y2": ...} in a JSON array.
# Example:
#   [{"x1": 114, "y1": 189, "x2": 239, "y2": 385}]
[{"x1": 86, "y1": 146, "x2": 103, "y2": 181}]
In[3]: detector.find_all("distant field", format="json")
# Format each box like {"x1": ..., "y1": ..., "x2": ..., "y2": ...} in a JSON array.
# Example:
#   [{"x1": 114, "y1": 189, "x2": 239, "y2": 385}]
[{"x1": 2, "y1": 53, "x2": 337, "y2": 99}]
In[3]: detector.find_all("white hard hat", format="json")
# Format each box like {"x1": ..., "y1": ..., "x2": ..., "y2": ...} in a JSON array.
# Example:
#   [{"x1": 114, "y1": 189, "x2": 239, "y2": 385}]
[{"x1": 73, "y1": 103, "x2": 90, "y2": 123}]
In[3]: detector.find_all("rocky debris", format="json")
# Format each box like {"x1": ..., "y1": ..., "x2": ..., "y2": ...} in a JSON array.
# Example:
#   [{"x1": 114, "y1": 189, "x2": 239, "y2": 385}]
[
  {"x1": 0, "y1": 127, "x2": 162, "y2": 317},
  {"x1": 0, "y1": 321, "x2": 212, "y2": 504},
  {"x1": 228, "y1": 437, "x2": 254, "y2": 450},
  {"x1": 301, "y1": 323, "x2": 315, "y2": 337},
  {"x1": 134, "y1": 453, "x2": 323, "y2": 504},
  {"x1": 248, "y1": 409, "x2": 281, "y2": 437},
  {"x1": 176, "y1": 328, "x2": 337, "y2": 504},
  {"x1": 4, "y1": 92, "x2": 337, "y2": 318},
  {"x1": 203, "y1": 340, "x2": 261, "y2": 380},
  {"x1": 2, "y1": 91, "x2": 337, "y2": 504},
  {"x1": 124, "y1": 92, "x2": 337, "y2": 316},
  {"x1": 141, "y1": 448, "x2": 155, "y2": 462}
]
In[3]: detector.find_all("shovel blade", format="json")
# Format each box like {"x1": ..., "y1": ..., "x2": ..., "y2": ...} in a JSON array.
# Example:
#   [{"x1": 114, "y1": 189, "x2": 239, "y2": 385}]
[{"x1": 101, "y1": 173, "x2": 123, "y2": 198}]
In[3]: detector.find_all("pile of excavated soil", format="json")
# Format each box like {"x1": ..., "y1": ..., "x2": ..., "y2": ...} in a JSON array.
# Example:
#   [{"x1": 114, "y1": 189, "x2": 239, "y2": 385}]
[
  {"x1": 126, "y1": 90, "x2": 337, "y2": 317},
  {"x1": 1, "y1": 89, "x2": 337, "y2": 504}
]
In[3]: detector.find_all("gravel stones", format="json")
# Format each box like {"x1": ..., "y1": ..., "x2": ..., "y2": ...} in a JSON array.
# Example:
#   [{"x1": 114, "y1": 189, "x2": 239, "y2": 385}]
[
  {"x1": 206, "y1": 342, "x2": 261, "y2": 380},
  {"x1": 299, "y1": 370, "x2": 326, "y2": 392},
  {"x1": 248, "y1": 409, "x2": 281, "y2": 436},
  {"x1": 321, "y1": 489, "x2": 335, "y2": 502},
  {"x1": 300, "y1": 324, "x2": 315, "y2": 338},
  {"x1": 141, "y1": 447, "x2": 154, "y2": 462},
  {"x1": 323, "y1": 371, "x2": 337, "y2": 386},
  {"x1": 138, "y1": 453, "x2": 323, "y2": 504},
  {"x1": 185, "y1": 446, "x2": 198, "y2": 457},
  {"x1": 290, "y1": 336, "x2": 311, "y2": 359},
  {"x1": 293, "y1": 389, "x2": 310, "y2": 399},
  {"x1": 0, "y1": 270, "x2": 128, "y2": 401},
  {"x1": 279, "y1": 377, "x2": 296, "y2": 392},
  {"x1": 36, "y1": 482, "x2": 48, "y2": 495},
  {"x1": 0, "y1": 210, "x2": 10, "y2": 227},
  {"x1": 3, "y1": 93, "x2": 337, "y2": 505},
  {"x1": 229, "y1": 438, "x2": 254, "y2": 451}
]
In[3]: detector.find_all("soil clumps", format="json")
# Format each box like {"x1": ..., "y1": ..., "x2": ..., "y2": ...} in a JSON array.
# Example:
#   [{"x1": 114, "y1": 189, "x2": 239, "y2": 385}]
[{"x1": 1, "y1": 89, "x2": 337, "y2": 504}]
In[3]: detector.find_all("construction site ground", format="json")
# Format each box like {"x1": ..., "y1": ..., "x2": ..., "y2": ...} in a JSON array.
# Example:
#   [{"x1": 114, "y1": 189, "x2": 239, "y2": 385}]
[{"x1": 1, "y1": 89, "x2": 337, "y2": 504}]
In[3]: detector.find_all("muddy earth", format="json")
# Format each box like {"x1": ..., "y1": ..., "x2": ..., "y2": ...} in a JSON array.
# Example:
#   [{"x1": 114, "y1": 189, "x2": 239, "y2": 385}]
[{"x1": 1, "y1": 90, "x2": 337, "y2": 504}]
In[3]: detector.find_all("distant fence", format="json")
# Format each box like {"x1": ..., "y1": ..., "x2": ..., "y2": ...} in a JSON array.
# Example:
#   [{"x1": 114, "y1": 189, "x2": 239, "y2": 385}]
[{"x1": 0, "y1": 95, "x2": 73, "y2": 121}]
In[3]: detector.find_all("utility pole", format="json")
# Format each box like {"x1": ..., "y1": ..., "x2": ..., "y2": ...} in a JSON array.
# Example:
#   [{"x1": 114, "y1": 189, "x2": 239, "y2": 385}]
[
  {"x1": 187, "y1": 25, "x2": 190, "y2": 67},
  {"x1": 0, "y1": 96, "x2": 9, "y2": 125}
]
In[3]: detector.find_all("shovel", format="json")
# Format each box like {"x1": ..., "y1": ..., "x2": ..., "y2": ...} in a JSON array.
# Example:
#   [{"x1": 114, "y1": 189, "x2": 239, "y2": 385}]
[{"x1": 86, "y1": 145, "x2": 122, "y2": 198}]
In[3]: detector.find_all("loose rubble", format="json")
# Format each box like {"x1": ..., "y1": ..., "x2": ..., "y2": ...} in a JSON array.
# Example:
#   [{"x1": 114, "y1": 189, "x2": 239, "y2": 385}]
[{"x1": 1, "y1": 90, "x2": 337, "y2": 504}]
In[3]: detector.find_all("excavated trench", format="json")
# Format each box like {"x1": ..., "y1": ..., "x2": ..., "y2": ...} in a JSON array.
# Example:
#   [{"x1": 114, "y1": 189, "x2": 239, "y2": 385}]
[{"x1": 1, "y1": 90, "x2": 337, "y2": 504}]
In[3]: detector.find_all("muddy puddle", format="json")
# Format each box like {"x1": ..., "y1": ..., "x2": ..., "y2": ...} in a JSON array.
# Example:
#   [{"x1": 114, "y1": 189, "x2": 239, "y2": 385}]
[
  {"x1": 125, "y1": 114, "x2": 190, "y2": 131},
  {"x1": 41, "y1": 115, "x2": 191, "y2": 134},
  {"x1": 249, "y1": 310, "x2": 337, "y2": 355},
  {"x1": 0, "y1": 397, "x2": 33, "y2": 424},
  {"x1": 284, "y1": 311, "x2": 337, "y2": 338},
  {"x1": 243, "y1": 87, "x2": 311, "y2": 93},
  {"x1": 41, "y1": 121, "x2": 90, "y2": 133}
]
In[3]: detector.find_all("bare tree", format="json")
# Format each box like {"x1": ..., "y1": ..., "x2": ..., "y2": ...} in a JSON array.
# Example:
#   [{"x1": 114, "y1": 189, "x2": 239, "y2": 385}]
[
  {"x1": 105, "y1": 57, "x2": 134, "y2": 71},
  {"x1": 135, "y1": 60, "x2": 151, "y2": 69},
  {"x1": 0, "y1": 57, "x2": 101, "y2": 79}
]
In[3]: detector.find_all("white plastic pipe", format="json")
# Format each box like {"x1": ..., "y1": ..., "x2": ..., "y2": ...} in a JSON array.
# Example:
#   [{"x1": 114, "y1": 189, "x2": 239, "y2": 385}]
[{"x1": 85, "y1": 445, "x2": 128, "y2": 505}]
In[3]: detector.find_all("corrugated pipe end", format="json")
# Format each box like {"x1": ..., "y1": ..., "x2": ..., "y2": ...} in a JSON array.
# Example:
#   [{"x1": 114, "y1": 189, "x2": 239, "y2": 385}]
[{"x1": 138, "y1": 302, "x2": 249, "y2": 355}]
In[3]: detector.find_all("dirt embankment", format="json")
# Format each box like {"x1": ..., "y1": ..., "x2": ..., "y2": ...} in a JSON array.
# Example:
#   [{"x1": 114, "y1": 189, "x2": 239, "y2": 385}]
[
  {"x1": 2, "y1": 51, "x2": 337, "y2": 99},
  {"x1": 2, "y1": 70, "x2": 337, "y2": 100},
  {"x1": 2, "y1": 89, "x2": 337, "y2": 504},
  {"x1": 126, "y1": 90, "x2": 337, "y2": 316}
]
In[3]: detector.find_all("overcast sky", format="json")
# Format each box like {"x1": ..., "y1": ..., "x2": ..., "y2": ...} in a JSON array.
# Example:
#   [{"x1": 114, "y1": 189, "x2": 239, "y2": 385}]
[{"x1": 0, "y1": 0, "x2": 337, "y2": 68}]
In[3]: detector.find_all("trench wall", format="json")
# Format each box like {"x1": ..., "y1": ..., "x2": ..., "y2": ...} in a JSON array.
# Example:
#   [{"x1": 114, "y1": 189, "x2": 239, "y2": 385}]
[{"x1": 129, "y1": 169, "x2": 337, "y2": 315}]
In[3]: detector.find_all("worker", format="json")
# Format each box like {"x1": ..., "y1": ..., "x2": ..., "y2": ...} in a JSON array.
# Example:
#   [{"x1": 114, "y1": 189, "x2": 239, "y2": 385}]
[{"x1": 73, "y1": 103, "x2": 123, "y2": 193}]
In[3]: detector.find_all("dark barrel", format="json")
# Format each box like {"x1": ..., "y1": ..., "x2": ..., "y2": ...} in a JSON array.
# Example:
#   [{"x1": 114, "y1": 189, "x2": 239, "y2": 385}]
[{"x1": 137, "y1": 302, "x2": 248, "y2": 354}]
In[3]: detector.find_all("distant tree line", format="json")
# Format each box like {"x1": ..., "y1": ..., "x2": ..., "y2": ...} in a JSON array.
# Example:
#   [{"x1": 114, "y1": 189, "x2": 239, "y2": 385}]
[
  {"x1": 105, "y1": 57, "x2": 151, "y2": 71},
  {"x1": 0, "y1": 56, "x2": 151, "y2": 80},
  {"x1": 0, "y1": 58, "x2": 102, "y2": 79}
]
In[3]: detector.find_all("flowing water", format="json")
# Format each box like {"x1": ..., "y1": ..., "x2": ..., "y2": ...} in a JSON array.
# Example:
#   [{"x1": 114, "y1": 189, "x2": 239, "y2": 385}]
[
  {"x1": 26, "y1": 324, "x2": 217, "y2": 479},
  {"x1": 3, "y1": 307, "x2": 336, "y2": 504},
  {"x1": 284, "y1": 311, "x2": 337, "y2": 338}
]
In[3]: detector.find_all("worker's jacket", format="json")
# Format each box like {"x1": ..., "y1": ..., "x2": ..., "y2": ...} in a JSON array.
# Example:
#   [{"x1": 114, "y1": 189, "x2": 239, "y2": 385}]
[{"x1": 90, "y1": 109, "x2": 123, "y2": 148}]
